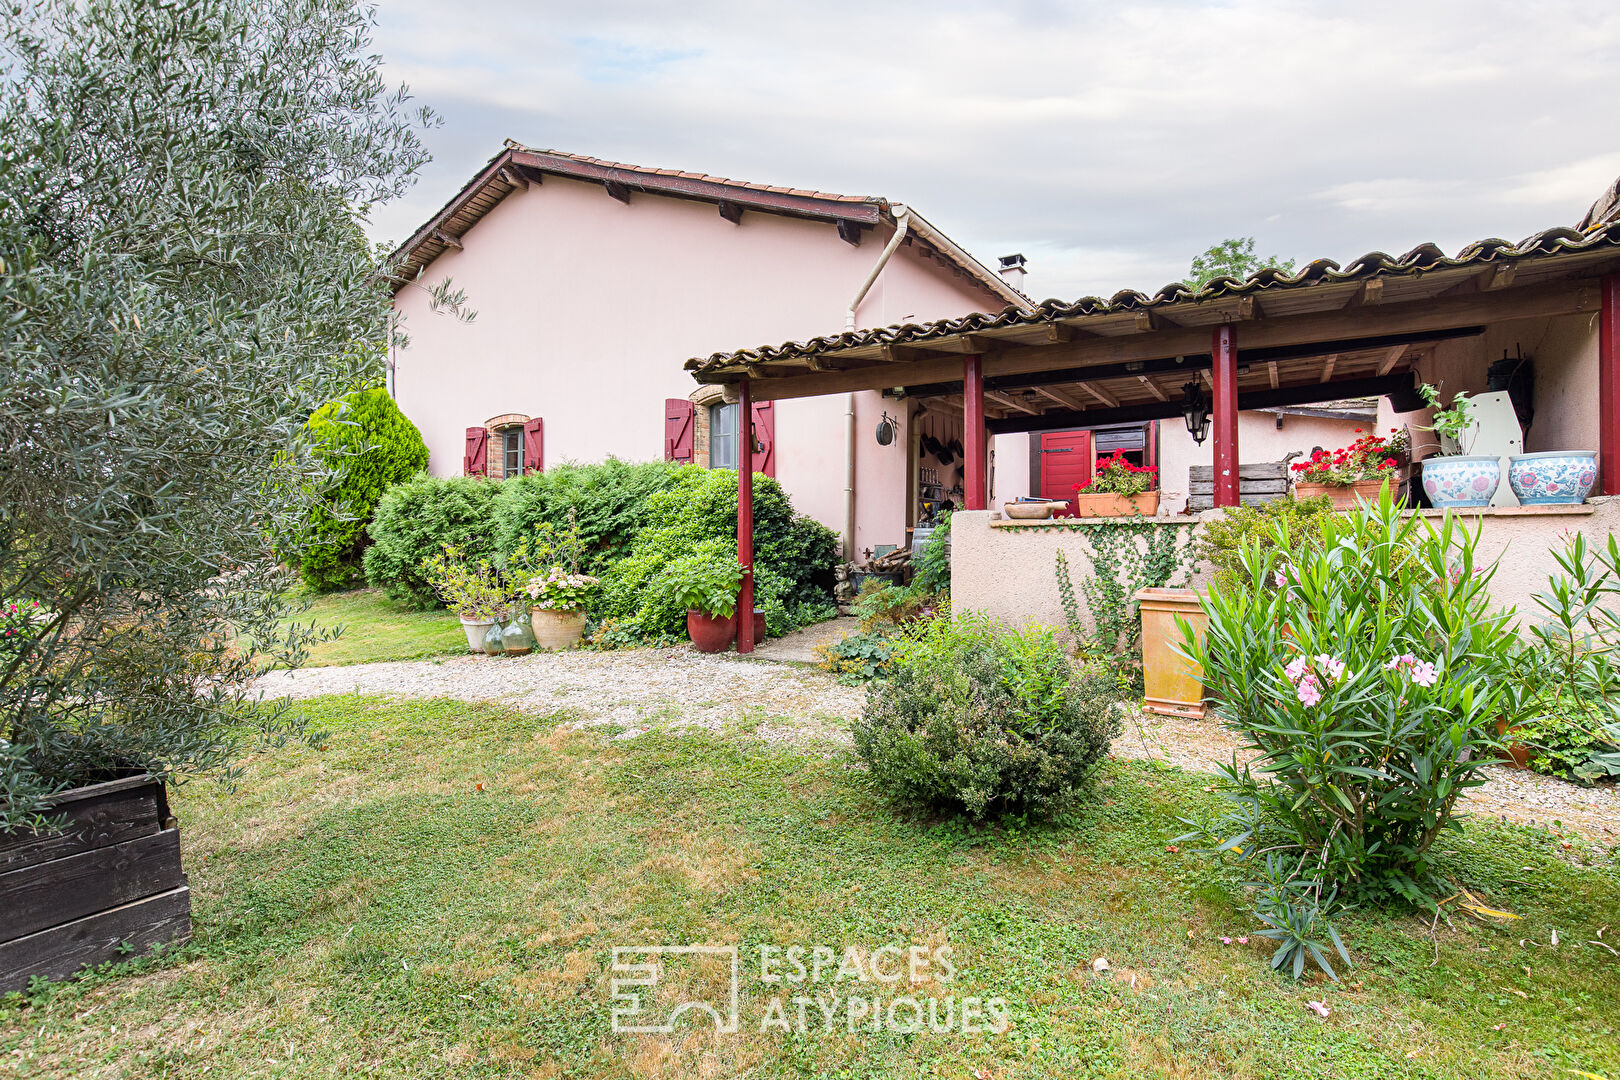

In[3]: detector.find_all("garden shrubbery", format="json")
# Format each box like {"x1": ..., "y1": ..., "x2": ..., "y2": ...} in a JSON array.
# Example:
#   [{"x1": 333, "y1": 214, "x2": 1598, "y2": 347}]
[
  {"x1": 365, "y1": 462, "x2": 839, "y2": 641},
  {"x1": 1183, "y1": 486, "x2": 1517, "y2": 975},
  {"x1": 293, "y1": 388, "x2": 429, "y2": 591},
  {"x1": 364, "y1": 473, "x2": 505, "y2": 608},
  {"x1": 853, "y1": 613, "x2": 1120, "y2": 818}
]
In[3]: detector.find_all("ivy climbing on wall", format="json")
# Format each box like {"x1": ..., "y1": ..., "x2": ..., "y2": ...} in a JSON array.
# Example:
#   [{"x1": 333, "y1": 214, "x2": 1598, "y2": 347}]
[{"x1": 1055, "y1": 520, "x2": 1200, "y2": 694}]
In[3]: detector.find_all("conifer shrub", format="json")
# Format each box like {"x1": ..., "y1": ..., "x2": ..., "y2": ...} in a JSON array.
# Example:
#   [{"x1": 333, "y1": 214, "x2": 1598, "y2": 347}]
[{"x1": 295, "y1": 388, "x2": 428, "y2": 591}]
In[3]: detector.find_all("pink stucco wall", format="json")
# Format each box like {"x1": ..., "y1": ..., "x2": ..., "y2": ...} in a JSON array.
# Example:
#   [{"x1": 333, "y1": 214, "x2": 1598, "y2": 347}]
[
  {"x1": 392, "y1": 174, "x2": 1002, "y2": 546},
  {"x1": 952, "y1": 499, "x2": 1620, "y2": 638}
]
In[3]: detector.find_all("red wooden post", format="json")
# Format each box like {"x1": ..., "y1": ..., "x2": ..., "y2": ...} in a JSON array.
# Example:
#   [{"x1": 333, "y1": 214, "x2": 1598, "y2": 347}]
[
  {"x1": 1211, "y1": 324, "x2": 1239, "y2": 508},
  {"x1": 964, "y1": 354, "x2": 986, "y2": 510},
  {"x1": 736, "y1": 379, "x2": 755, "y2": 654},
  {"x1": 1602, "y1": 277, "x2": 1620, "y2": 496}
]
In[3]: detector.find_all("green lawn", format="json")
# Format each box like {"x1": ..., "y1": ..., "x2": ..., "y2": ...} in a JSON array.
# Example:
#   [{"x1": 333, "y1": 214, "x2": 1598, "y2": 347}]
[
  {"x1": 2, "y1": 696, "x2": 1617, "y2": 1079},
  {"x1": 283, "y1": 588, "x2": 467, "y2": 666}
]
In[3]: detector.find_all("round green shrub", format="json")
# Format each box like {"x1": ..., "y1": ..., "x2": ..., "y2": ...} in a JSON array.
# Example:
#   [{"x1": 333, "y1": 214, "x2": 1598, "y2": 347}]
[
  {"x1": 363, "y1": 473, "x2": 503, "y2": 608},
  {"x1": 853, "y1": 614, "x2": 1120, "y2": 819},
  {"x1": 295, "y1": 388, "x2": 429, "y2": 591}
]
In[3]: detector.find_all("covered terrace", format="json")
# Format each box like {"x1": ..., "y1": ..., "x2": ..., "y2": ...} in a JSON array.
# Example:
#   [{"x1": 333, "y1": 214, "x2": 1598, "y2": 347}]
[{"x1": 687, "y1": 218, "x2": 1620, "y2": 651}]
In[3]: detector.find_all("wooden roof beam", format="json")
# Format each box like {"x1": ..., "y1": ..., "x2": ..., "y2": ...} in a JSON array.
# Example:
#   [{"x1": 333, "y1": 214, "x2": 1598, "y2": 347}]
[
  {"x1": 1079, "y1": 381, "x2": 1120, "y2": 408},
  {"x1": 1377, "y1": 344, "x2": 1406, "y2": 375},
  {"x1": 1267, "y1": 360, "x2": 1280, "y2": 389},
  {"x1": 718, "y1": 200, "x2": 743, "y2": 224},
  {"x1": 498, "y1": 167, "x2": 531, "y2": 190},
  {"x1": 604, "y1": 180, "x2": 632, "y2": 204},
  {"x1": 986, "y1": 390, "x2": 1039, "y2": 415},
  {"x1": 431, "y1": 230, "x2": 462, "y2": 250},
  {"x1": 837, "y1": 220, "x2": 863, "y2": 247},
  {"x1": 1137, "y1": 375, "x2": 1169, "y2": 402},
  {"x1": 1319, "y1": 354, "x2": 1338, "y2": 383},
  {"x1": 1238, "y1": 295, "x2": 1263, "y2": 321},
  {"x1": 1034, "y1": 385, "x2": 1088, "y2": 410}
]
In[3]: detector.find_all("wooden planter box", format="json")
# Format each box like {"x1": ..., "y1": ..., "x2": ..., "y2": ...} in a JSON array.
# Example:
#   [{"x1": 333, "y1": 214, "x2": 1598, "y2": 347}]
[
  {"x1": 1293, "y1": 479, "x2": 1385, "y2": 510},
  {"x1": 1071, "y1": 491, "x2": 1160, "y2": 518},
  {"x1": 0, "y1": 775, "x2": 190, "y2": 993},
  {"x1": 1135, "y1": 588, "x2": 1208, "y2": 719}
]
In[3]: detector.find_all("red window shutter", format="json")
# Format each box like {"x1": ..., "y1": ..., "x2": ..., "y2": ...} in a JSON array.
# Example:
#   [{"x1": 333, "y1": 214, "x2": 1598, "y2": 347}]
[
  {"x1": 664, "y1": 399, "x2": 695, "y2": 463},
  {"x1": 749, "y1": 399, "x2": 775, "y2": 478},
  {"x1": 523, "y1": 417, "x2": 544, "y2": 473},
  {"x1": 463, "y1": 426, "x2": 488, "y2": 477}
]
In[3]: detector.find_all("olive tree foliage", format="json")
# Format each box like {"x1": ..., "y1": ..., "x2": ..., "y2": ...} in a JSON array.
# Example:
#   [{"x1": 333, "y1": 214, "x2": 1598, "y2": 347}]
[
  {"x1": 0, "y1": 0, "x2": 439, "y2": 827},
  {"x1": 1186, "y1": 237, "x2": 1297, "y2": 291}
]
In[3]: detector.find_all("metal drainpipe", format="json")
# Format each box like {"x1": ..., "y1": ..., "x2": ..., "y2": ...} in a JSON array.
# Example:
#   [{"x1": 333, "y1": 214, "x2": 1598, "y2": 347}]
[{"x1": 842, "y1": 206, "x2": 911, "y2": 560}]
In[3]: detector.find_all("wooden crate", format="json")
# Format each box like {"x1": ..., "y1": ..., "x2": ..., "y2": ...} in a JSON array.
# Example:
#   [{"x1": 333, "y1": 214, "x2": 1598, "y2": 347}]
[
  {"x1": 0, "y1": 775, "x2": 190, "y2": 992},
  {"x1": 1186, "y1": 462, "x2": 1290, "y2": 511}
]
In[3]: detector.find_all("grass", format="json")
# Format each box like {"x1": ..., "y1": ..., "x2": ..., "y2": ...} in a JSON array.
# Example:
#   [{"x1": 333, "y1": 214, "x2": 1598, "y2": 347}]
[
  {"x1": 283, "y1": 588, "x2": 466, "y2": 666},
  {"x1": 2, "y1": 696, "x2": 1618, "y2": 1078}
]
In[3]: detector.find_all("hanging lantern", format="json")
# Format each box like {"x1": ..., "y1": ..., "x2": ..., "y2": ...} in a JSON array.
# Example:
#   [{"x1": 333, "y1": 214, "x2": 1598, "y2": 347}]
[
  {"x1": 1181, "y1": 381, "x2": 1210, "y2": 444},
  {"x1": 875, "y1": 411, "x2": 898, "y2": 446}
]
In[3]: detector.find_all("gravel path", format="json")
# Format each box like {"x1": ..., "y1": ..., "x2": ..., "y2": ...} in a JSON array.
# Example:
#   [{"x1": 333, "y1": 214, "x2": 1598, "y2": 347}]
[{"x1": 254, "y1": 649, "x2": 1618, "y2": 845}]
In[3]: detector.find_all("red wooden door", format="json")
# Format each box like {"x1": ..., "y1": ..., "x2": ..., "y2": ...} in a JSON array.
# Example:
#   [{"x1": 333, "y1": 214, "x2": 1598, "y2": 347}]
[{"x1": 1040, "y1": 430, "x2": 1092, "y2": 510}]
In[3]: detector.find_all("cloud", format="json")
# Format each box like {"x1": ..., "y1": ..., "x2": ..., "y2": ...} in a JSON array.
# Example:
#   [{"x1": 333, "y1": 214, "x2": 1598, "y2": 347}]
[{"x1": 368, "y1": 0, "x2": 1620, "y2": 302}]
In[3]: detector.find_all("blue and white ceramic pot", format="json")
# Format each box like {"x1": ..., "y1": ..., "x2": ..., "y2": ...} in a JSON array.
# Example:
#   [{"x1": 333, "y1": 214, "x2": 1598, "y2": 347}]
[
  {"x1": 1507, "y1": 450, "x2": 1598, "y2": 505},
  {"x1": 1421, "y1": 455, "x2": 1501, "y2": 508}
]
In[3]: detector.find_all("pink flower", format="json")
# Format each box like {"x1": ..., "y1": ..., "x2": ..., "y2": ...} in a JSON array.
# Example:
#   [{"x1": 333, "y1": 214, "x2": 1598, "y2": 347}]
[
  {"x1": 1410, "y1": 661, "x2": 1438, "y2": 687},
  {"x1": 1314, "y1": 655, "x2": 1346, "y2": 682},
  {"x1": 1296, "y1": 676, "x2": 1322, "y2": 707},
  {"x1": 1220, "y1": 936, "x2": 1233, "y2": 944},
  {"x1": 1274, "y1": 569, "x2": 1288, "y2": 588},
  {"x1": 1236, "y1": 936, "x2": 1249, "y2": 945},
  {"x1": 1306, "y1": 1000, "x2": 1331, "y2": 1018},
  {"x1": 1284, "y1": 656, "x2": 1310, "y2": 682}
]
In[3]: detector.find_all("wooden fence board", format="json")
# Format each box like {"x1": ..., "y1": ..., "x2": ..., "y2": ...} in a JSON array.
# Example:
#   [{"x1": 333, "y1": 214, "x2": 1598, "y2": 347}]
[{"x1": 0, "y1": 829, "x2": 184, "y2": 943}]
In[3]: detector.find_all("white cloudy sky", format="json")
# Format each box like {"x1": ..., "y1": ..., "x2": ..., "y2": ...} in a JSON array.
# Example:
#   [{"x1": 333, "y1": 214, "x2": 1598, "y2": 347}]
[{"x1": 368, "y1": 0, "x2": 1620, "y2": 302}]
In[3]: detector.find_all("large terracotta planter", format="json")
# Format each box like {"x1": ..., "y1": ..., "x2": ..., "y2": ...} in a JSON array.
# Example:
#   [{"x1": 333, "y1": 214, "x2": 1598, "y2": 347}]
[
  {"x1": 529, "y1": 608, "x2": 585, "y2": 651},
  {"x1": 1134, "y1": 588, "x2": 1208, "y2": 719},
  {"x1": 1293, "y1": 479, "x2": 1385, "y2": 510},
  {"x1": 687, "y1": 610, "x2": 736, "y2": 653},
  {"x1": 1072, "y1": 491, "x2": 1159, "y2": 518}
]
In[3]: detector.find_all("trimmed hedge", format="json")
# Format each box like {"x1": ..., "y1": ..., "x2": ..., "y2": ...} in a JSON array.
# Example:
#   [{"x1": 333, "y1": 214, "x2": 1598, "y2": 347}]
[
  {"x1": 363, "y1": 473, "x2": 503, "y2": 608},
  {"x1": 364, "y1": 461, "x2": 840, "y2": 638},
  {"x1": 295, "y1": 388, "x2": 429, "y2": 591}
]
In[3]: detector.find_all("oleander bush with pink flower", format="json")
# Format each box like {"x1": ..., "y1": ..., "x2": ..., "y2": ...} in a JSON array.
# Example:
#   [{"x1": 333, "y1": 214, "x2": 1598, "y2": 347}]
[{"x1": 1179, "y1": 485, "x2": 1517, "y2": 975}]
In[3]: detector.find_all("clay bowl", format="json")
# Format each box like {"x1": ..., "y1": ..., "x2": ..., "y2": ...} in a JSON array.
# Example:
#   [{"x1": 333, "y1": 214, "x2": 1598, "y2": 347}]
[{"x1": 1002, "y1": 502, "x2": 1054, "y2": 520}]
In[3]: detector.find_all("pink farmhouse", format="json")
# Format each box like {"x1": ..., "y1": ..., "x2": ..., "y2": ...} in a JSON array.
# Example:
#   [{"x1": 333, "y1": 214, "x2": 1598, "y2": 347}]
[{"x1": 387, "y1": 144, "x2": 1026, "y2": 558}]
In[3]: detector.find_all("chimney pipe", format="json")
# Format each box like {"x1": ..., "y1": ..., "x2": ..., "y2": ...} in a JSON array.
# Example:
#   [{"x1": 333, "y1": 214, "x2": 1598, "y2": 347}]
[{"x1": 998, "y1": 253, "x2": 1027, "y2": 292}]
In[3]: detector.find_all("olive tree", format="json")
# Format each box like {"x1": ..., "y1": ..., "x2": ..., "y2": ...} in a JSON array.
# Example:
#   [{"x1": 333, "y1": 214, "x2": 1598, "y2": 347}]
[{"x1": 0, "y1": 0, "x2": 436, "y2": 826}]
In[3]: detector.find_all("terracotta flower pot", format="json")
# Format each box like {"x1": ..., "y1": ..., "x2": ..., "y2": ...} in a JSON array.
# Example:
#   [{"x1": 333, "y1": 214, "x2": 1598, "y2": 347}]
[
  {"x1": 529, "y1": 607, "x2": 585, "y2": 651},
  {"x1": 1293, "y1": 478, "x2": 1386, "y2": 510},
  {"x1": 1135, "y1": 588, "x2": 1208, "y2": 719},
  {"x1": 687, "y1": 610, "x2": 736, "y2": 653},
  {"x1": 1071, "y1": 491, "x2": 1160, "y2": 518}
]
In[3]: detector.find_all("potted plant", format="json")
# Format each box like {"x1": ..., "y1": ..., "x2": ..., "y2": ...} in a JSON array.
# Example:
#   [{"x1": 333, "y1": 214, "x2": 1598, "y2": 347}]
[
  {"x1": 525, "y1": 567, "x2": 599, "y2": 650},
  {"x1": 664, "y1": 555, "x2": 746, "y2": 653},
  {"x1": 421, "y1": 545, "x2": 511, "y2": 652},
  {"x1": 1289, "y1": 430, "x2": 1401, "y2": 509},
  {"x1": 1072, "y1": 450, "x2": 1159, "y2": 517},
  {"x1": 1416, "y1": 385, "x2": 1500, "y2": 508}
]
